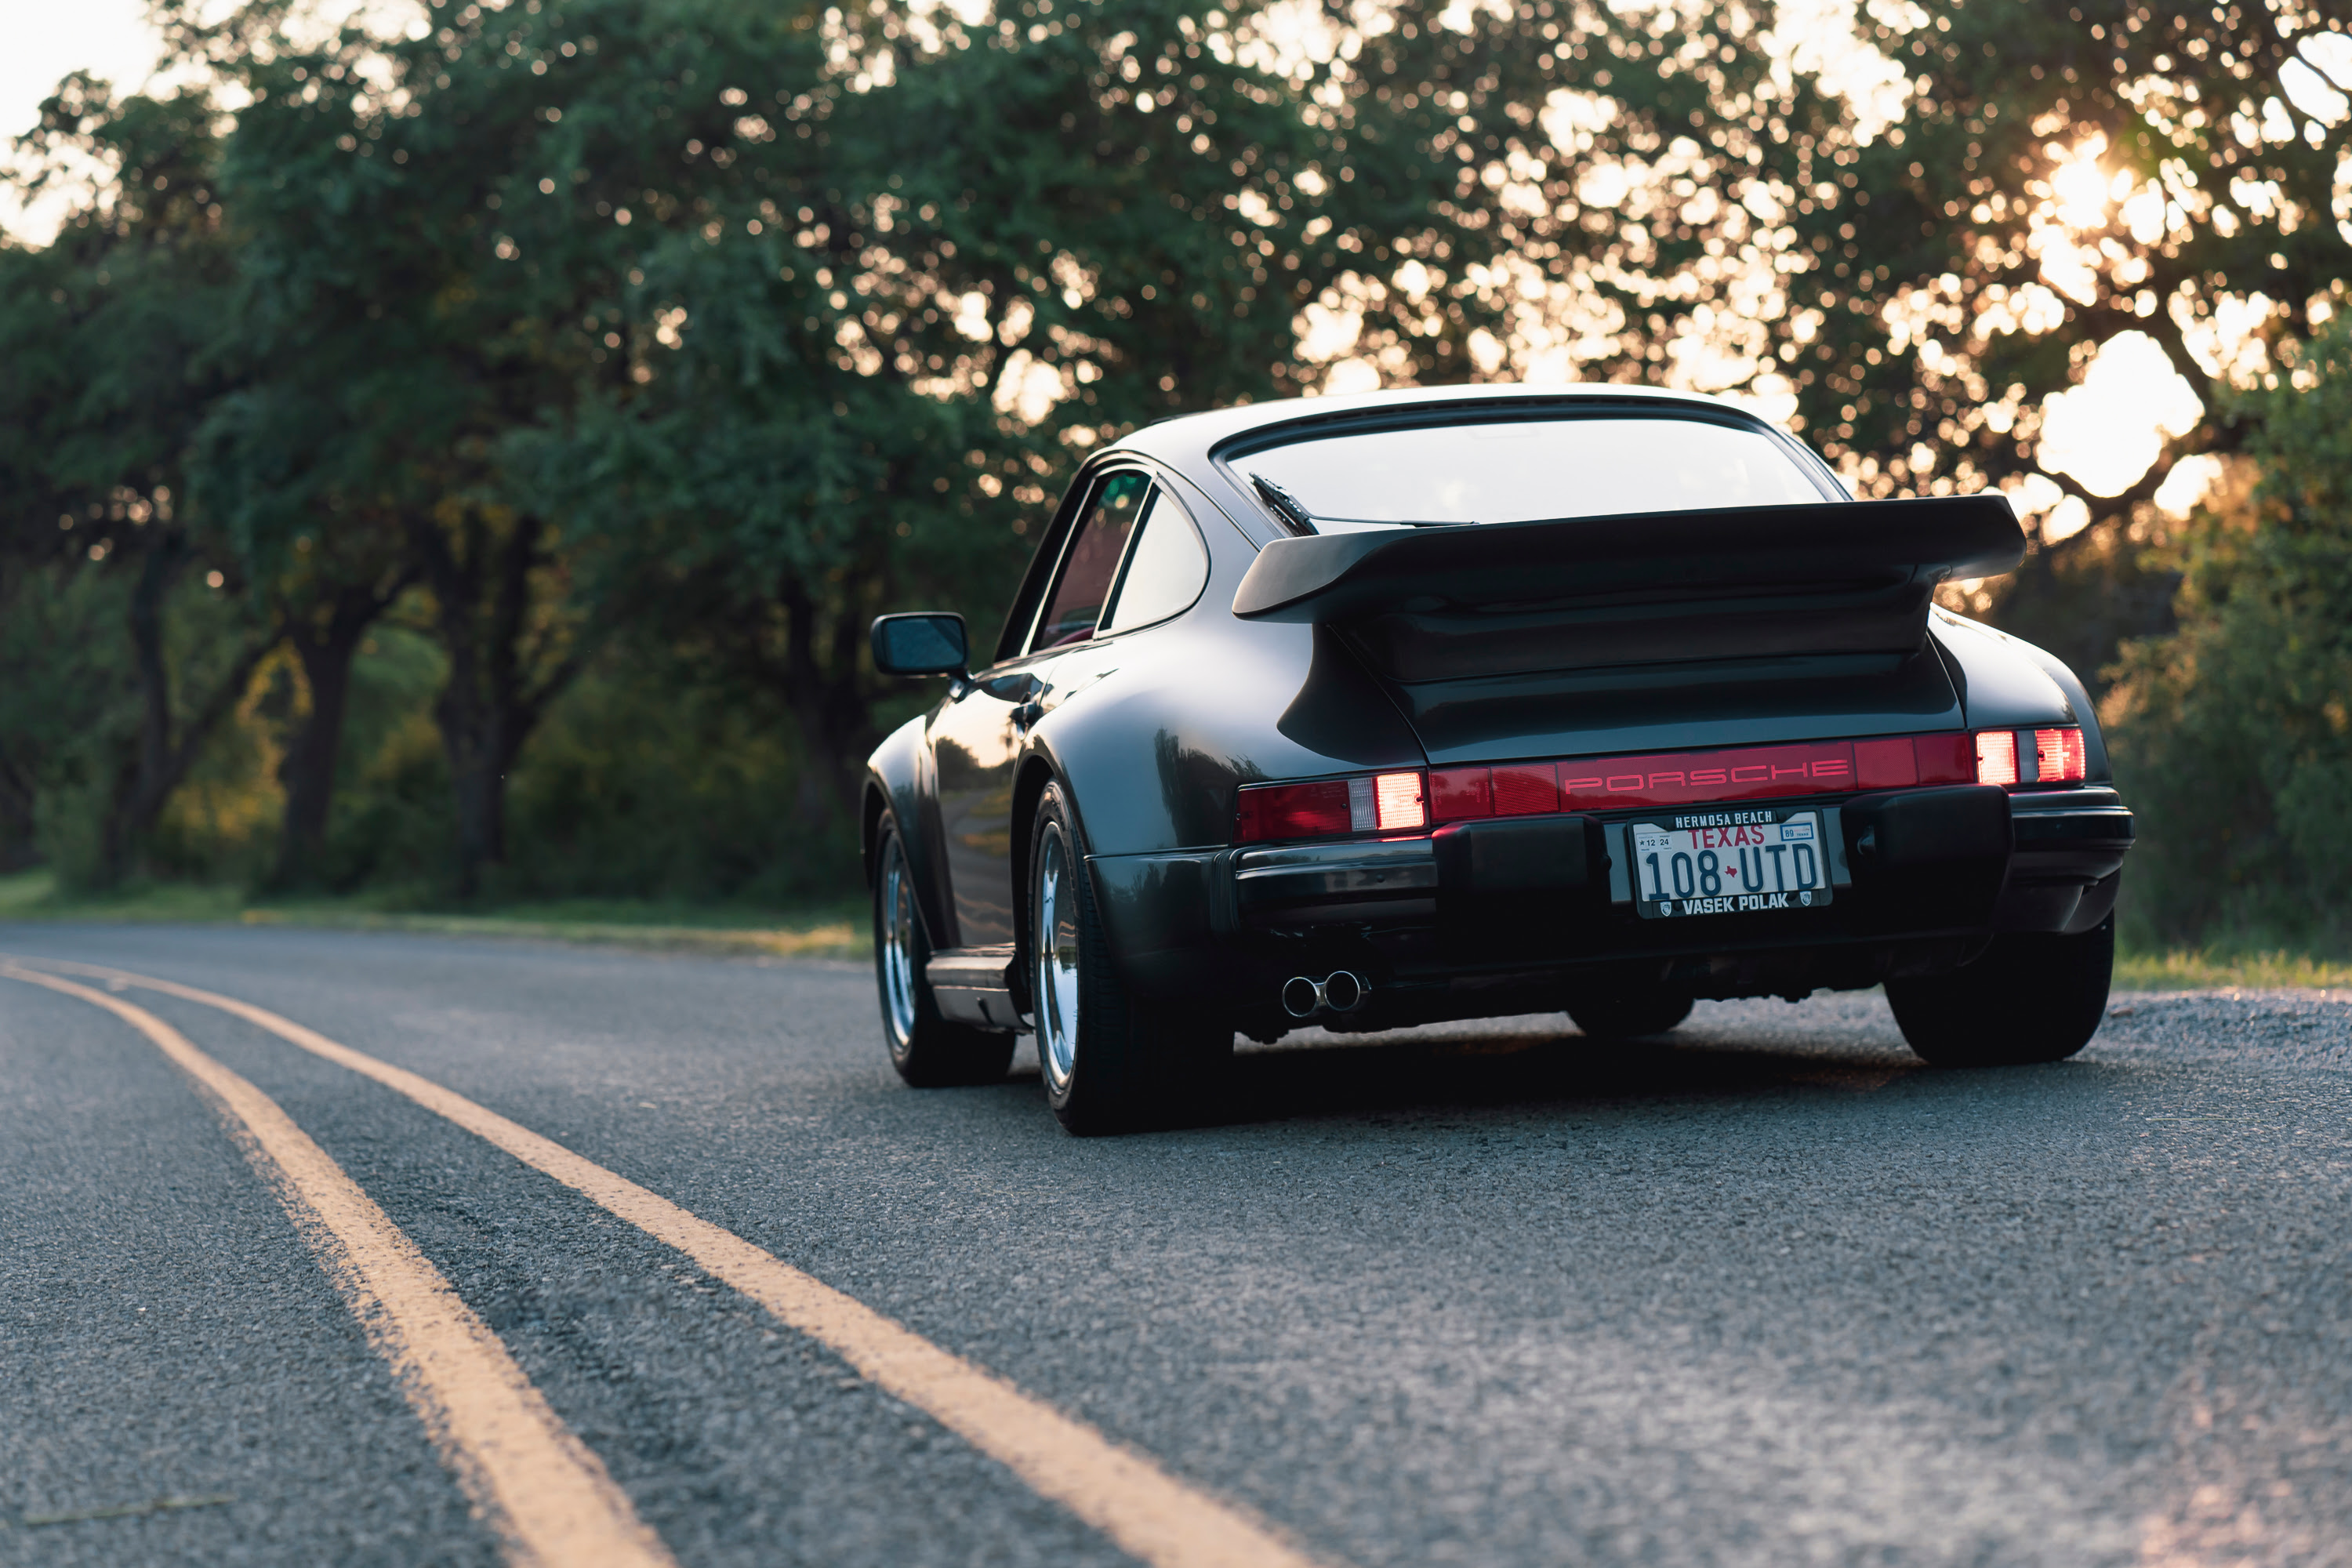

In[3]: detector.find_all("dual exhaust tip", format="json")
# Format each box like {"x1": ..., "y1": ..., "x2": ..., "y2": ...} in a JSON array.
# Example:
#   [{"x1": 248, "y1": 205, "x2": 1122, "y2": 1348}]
[{"x1": 1281, "y1": 971, "x2": 1368, "y2": 1020}]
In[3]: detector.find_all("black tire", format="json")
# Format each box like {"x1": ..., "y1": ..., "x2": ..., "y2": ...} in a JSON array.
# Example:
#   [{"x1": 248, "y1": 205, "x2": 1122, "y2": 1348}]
[
  {"x1": 1885, "y1": 916, "x2": 2114, "y2": 1066},
  {"x1": 873, "y1": 819, "x2": 1015, "y2": 1087},
  {"x1": 1029, "y1": 782, "x2": 1229, "y2": 1134},
  {"x1": 1564, "y1": 980, "x2": 1696, "y2": 1042}
]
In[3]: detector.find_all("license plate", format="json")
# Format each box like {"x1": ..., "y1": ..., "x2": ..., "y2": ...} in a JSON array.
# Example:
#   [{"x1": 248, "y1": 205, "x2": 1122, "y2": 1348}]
[{"x1": 1630, "y1": 808, "x2": 1832, "y2": 919}]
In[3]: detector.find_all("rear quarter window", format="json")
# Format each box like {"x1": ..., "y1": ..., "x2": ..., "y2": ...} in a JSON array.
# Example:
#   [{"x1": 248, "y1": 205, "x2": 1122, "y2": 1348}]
[{"x1": 1100, "y1": 492, "x2": 1208, "y2": 634}]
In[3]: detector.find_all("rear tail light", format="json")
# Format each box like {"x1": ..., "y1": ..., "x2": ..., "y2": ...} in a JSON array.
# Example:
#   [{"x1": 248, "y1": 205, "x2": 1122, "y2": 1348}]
[
  {"x1": 1235, "y1": 771, "x2": 1426, "y2": 843},
  {"x1": 1973, "y1": 727, "x2": 2087, "y2": 787},
  {"x1": 1428, "y1": 767, "x2": 1490, "y2": 821},
  {"x1": 1491, "y1": 764, "x2": 1560, "y2": 815},
  {"x1": 1233, "y1": 779, "x2": 1351, "y2": 843},
  {"x1": 1373, "y1": 771, "x2": 1426, "y2": 830},
  {"x1": 1974, "y1": 730, "x2": 2019, "y2": 786},
  {"x1": 2034, "y1": 727, "x2": 2087, "y2": 782},
  {"x1": 1236, "y1": 726, "x2": 2092, "y2": 843}
]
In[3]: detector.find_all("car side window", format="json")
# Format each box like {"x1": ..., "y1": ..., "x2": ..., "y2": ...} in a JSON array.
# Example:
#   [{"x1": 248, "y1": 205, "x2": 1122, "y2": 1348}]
[
  {"x1": 1100, "y1": 491, "x2": 1209, "y2": 635},
  {"x1": 1030, "y1": 472, "x2": 1151, "y2": 651}
]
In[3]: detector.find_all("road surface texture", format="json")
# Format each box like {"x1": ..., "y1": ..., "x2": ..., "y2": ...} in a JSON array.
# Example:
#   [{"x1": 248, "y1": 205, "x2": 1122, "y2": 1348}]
[{"x1": 2, "y1": 923, "x2": 2347, "y2": 1567}]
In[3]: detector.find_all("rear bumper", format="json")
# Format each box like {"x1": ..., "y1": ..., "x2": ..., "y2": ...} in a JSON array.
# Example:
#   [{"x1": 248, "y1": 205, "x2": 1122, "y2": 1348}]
[
  {"x1": 2002, "y1": 786, "x2": 2132, "y2": 934},
  {"x1": 1088, "y1": 784, "x2": 2132, "y2": 1015}
]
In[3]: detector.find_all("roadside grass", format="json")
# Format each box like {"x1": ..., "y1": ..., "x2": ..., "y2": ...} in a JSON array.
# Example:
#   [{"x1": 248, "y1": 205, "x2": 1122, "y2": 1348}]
[
  {"x1": 6, "y1": 869, "x2": 2347, "y2": 989},
  {"x1": 2113, "y1": 944, "x2": 2352, "y2": 992},
  {"x1": 0, "y1": 870, "x2": 869, "y2": 961}
]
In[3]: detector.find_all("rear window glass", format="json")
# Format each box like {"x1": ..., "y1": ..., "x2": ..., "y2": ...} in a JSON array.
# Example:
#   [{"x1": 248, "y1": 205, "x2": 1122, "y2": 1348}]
[{"x1": 1238, "y1": 416, "x2": 1831, "y2": 532}]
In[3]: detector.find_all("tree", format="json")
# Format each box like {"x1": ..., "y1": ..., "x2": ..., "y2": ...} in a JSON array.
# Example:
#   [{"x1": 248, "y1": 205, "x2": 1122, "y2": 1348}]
[
  {"x1": 199, "y1": 0, "x2": 726, "y2": 892},
  {"x1": 2104, "y1": 315, "x2": 2352, "y2": 945},
  {"x1": 521, "y1": 0, "x2": 1493, "y2": 823},
  {"x1": 1335, "y1": 0, "x2": 2349, "y2": 676},
  {"x1": 1, "y1": 76, "x2": 280, "y2": 886}
]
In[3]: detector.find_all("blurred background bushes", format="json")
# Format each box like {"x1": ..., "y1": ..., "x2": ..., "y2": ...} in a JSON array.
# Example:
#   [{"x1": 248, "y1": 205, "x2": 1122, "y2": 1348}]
[
  {"x1": 2105, "y1": 316, "x2": 2352, "y2": 952},
  {"x1": 0, "y1": 0, "x2": 2347, "y2": 948}
]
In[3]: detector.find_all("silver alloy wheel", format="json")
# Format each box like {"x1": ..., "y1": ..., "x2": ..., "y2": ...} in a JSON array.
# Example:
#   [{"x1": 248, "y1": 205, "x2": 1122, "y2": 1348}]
[
  {"x1": 1034, "y1": 822, "x2": 1081, "y2": 1093},
  {"x1": 880, "y1": 836, "x2": 920, "y2": 1050}
]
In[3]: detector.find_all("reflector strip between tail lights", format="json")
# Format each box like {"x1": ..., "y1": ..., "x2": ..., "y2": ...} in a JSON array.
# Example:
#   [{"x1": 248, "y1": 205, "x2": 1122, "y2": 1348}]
[{"x1": 1236, "y1": 727, "x2": 2091, "y2": 844}]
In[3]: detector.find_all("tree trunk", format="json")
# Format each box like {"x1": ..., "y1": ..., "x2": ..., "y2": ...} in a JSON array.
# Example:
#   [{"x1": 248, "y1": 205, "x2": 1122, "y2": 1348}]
[
  {"x1": 101, "y1": 536, "x2": 184, "y2": 884},
  {"x1": 445, "y1": 736, "x2": 510, "y2": 888},
  {"x1": 407, "y1": 510, "x2": 589, "y2": 900},
  {"x1": 0, "y1": 746, "x2": 37, "y2": 873},
  {"x1": 777, "y1": 575, "x2": 877, "y2": 829},
  {"x1": 274, "y1": 579, "x2": 404, "y2": 889},
  {"x1": 96, "y1": 533, "x2": 281, "y2": 886}
]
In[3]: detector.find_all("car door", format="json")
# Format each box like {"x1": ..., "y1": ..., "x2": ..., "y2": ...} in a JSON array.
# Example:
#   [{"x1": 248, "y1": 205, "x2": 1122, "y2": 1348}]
[{"x1": 926, "y1": 470, "x2": 1154, "y2": 949}]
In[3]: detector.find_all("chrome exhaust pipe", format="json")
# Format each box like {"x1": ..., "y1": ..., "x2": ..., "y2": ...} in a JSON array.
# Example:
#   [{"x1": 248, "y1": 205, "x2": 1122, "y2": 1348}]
[
  {"x1": 1323, "y1": 970, "x2": 1366, "y2": 1013},
  {"x1": 1280, "y1": 971, "x2": 1369, "y2": 1018}
]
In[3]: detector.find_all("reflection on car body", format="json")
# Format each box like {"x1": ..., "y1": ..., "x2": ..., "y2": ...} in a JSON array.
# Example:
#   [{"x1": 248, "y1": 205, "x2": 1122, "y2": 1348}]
[{"x1": 862, "y1": 386, "x2": 2135, "y2": 1133}]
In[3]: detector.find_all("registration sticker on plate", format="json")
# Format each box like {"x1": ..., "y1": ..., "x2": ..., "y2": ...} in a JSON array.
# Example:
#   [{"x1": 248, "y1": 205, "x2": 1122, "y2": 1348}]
[{"x1": 1630, "y1": 808, "x2": 1832, "y2": 919}]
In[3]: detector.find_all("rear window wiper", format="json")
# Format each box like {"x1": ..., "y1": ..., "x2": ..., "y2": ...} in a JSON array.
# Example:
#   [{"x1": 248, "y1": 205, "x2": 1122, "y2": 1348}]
[
  {"x1": 1248, "y1": 474, "x2": 1468, "y2": 532},
  {"x1": 1250, "y1": 474, "x2": 1317, "y2": 533}
]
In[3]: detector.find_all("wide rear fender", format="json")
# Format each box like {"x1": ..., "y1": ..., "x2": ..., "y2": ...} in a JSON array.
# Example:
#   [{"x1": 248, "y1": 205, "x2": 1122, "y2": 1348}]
[
  {"x1": 862, "y1": 710, "x2": 956, "y2": 950},
  {"x1": 1927, "y1": 609, "x2": 2111, "y2": 779},
  {"x1": 1023, "y1": 580, "x2": 1428, "y2": 859}
]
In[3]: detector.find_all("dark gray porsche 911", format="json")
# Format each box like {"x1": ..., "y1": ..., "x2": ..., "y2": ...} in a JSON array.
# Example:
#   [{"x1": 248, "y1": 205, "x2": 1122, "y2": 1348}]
[{"x1": 862, "y1": 386, "x2": 2135, "y2": 1132}]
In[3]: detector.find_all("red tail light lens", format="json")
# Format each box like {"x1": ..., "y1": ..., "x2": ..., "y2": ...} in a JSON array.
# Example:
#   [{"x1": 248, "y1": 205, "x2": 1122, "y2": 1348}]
[
  {"x1": 1853, "y1": 737, "x2": 1919, "y2": 788},
  {"x1": 1233, "y1": 780, "x2": 1351, "y2": 843},
  {"x1": 1974, "y1": 731, "x2": 2019, "y2": 786},
  {"x1": 1428, "y1": 767, "x2": 1491, "y2": 822},
  {"x1": 1237, "y1": 725, "x2": 2090, "y2": 843},
  {"x1": 2034, "y1": 727, "x2": 2087, "y2": 782},
  {"x1": 1914, "y1": 733, "x2": 1975, "y2": 784},
  {"x1": 1492, "y1": 764, "x2": 1561, "y2": 815},
  {"x1": 1234, "y1": 771, "x2": 1428, "y2": 843}
]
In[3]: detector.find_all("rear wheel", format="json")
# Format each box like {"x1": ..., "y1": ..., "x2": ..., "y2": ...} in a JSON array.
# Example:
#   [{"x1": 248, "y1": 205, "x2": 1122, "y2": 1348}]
[
  {"x1": 874, "y1": 820, "x2": 1014, "y2": 1087},
  {"x1": 1886, "y1": 916, "x2": 2114, "y2": 1067},
  {"x1": 1563, "y1": 980, "x2": 1695, "y2": 1042},
  {"x1": 1031, "y1": 782, "x2": 1228, "y2": 1134}
]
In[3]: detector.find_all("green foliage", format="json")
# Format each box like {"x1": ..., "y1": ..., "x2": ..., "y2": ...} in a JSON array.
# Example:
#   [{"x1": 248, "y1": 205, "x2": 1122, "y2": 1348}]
[
  {"x1": 2107, "y1": 316, "x2": 2352, "y2": 946},
  {"x1": 5, "y1": 0, "x2": 2349, "y2": 929},
  {"x1": 0, "y1": 563, "x2": 134, "y2": 877},
  {"x1": 0, "y1": 72, "x2": 280, "y2": 887},
  {"x1": 502, "y1": 655, "x2": 856, "y2": 902}
]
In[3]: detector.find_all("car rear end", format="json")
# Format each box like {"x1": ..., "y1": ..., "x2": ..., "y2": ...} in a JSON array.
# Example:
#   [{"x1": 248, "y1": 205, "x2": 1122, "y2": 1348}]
[
  {"x1": 1119, "y1": 397, "x2": 2133, "y2": 1041},
  {"x1": 1220, "y1": 723, "x2": 2130, "y2": 1036}
]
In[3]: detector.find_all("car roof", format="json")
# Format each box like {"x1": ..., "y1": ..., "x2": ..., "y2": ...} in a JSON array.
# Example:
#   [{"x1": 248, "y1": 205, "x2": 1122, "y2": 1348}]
[{"x1": 1107, "y1": 383, "x2": 1783, "y2": 471}]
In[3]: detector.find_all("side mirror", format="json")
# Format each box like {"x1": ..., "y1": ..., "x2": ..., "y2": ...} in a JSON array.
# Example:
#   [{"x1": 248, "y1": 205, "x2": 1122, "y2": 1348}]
[{"x1": 871, "y1": 612, "x2": 969, "y2": 677}]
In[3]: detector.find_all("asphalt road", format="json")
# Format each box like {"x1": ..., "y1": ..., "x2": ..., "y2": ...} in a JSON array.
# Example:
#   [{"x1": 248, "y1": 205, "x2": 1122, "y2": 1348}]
[{"x1": 2, "y1": 923, "x2": 2347, "y2": 1567}]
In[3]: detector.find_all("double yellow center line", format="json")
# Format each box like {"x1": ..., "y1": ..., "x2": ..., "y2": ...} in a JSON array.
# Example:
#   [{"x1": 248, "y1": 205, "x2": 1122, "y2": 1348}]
[{"x1": 2, "y1": 957, "x2": 1327, "y2": 1568}]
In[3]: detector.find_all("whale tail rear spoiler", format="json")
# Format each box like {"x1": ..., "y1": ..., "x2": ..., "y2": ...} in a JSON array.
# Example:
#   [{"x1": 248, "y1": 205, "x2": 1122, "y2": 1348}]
[{"x1": 1228, "y1": 495, "x2": 2026, "y2": 683}]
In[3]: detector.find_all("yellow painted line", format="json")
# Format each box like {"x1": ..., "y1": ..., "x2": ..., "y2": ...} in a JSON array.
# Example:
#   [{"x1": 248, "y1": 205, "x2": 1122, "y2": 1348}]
[
  {"x1": 17, "y1": 956, "x2": 1330, "y2": 1568},
  {"x1": 0, "y1": 965, "x2": 676, "y2": 1568}
]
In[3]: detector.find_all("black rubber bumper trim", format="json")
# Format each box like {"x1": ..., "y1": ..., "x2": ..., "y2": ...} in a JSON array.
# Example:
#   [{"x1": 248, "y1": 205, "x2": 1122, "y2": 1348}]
[
  {"x1": 2010, "y1": 805, "x2": 2135, "y2": 850},
  {"x1": 1232, "y1": 837, "x2": 1439, "y2": 913}
]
